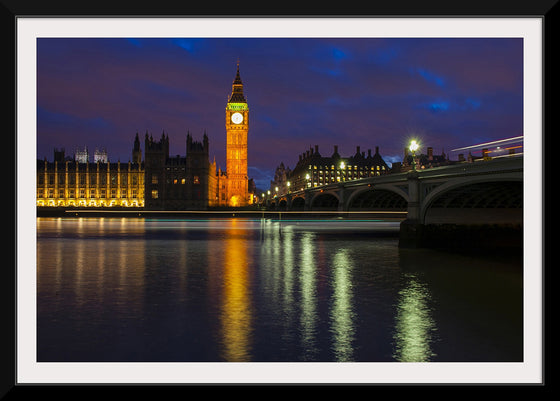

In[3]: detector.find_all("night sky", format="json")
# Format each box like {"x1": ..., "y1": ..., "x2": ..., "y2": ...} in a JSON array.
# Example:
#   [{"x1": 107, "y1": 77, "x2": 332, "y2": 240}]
[{"x1": 36, "y1": 36, "x2": 523, "y2": 189}]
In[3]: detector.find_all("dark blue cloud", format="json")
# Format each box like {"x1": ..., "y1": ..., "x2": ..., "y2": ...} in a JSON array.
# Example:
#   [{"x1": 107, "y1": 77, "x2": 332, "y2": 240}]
[
  {"x1": 415, "y1": 68, "x2": 446, "y2": 88},
  {"x1": 170, "y1": 38, "x2": 206, "y2": 53},
  {"x1": 428, "y1": 101, "x2": 450, "y2": 113},
  {"x1": 464, "y1": 98, "x2": 482, "y2": 110},
  {"x1": 38, "y1": 106, "x2": 113, "y2": 131}
]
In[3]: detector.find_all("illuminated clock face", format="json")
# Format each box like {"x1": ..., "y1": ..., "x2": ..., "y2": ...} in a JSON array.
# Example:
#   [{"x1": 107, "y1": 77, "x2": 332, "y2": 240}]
[{"x1": 231, "y1": 112, "x2": 243, "y2": 124}]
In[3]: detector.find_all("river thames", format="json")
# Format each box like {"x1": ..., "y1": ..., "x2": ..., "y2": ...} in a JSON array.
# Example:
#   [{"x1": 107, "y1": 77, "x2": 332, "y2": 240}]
[{"x1": 35, "y1": 216, "x2": 523, "y2": 366}]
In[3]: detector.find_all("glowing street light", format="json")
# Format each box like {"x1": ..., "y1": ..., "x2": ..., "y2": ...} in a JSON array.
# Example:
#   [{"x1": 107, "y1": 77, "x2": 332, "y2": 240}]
[
  {"x1": 339, "y1": 161, "x2": 346, "y2": 181},
  {"x1": 409, "y1": 140, "x2": 420, "y2": 171}
]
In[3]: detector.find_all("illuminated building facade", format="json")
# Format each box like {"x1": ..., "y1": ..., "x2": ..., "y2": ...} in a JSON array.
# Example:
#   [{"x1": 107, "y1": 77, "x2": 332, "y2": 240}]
[
  {"x1": 288, "y1": 145, "x2": 390, "y2": 192},
  {"x1": 36, "y1": 146, "x2": 145, "y2": 207}
]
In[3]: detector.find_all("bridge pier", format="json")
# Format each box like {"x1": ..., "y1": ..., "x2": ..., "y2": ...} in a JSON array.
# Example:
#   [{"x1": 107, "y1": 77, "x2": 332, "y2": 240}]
[
  {"x1": 304, "y1": 193, "x2": 312, "y2": 211},
  {"x1": 286, "y1": 194, "x2": 292, "y2": 210},
  {"x1": 404, "y1": 170, "x2": 420, "y2": 220},
  {"x1": 398, "y1": 220, "x2": 425, "y2": 248},
  {"x1": 399, "y1": 170, "x2": 424, "y2": 248},
  {"x1": 337, "y1": 187, "x2": 347, "y2": 212}
]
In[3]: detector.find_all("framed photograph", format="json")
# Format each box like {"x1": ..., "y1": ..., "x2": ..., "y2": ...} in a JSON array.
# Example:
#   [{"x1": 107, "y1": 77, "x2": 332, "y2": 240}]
[{"x1": 8, "y1": 3, "x2": 552, "y2": 388}]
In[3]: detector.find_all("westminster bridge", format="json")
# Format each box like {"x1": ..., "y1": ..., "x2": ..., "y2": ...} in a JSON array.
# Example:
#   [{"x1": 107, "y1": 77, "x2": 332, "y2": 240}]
[{"x1": 266, "y1": 156, "x2": 523, "y2": 248}]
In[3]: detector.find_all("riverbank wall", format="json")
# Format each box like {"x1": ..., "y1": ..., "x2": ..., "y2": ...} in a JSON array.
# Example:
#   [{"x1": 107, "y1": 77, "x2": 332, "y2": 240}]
[{"x1": 399, "y1": 220, "x2": 523, "y2": 255}]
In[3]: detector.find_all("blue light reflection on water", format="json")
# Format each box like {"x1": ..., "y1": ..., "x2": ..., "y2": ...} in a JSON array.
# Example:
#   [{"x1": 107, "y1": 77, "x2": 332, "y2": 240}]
[{"x1": 36, "y1": 217, "x2": 522, "y2": 362}]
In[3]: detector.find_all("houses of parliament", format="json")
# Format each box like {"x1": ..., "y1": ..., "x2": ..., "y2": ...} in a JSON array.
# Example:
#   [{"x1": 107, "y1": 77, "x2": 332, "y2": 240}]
[{"x1": 36, "y1": 63, "x2": 253, "y2": 210}]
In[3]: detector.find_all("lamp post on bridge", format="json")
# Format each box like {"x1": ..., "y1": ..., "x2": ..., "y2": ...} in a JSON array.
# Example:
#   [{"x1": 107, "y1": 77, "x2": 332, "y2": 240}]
[
  {"x1": 409, "y1": 140, "x2": 419, "y2": 171},
  {"x1": 399, "y1": 139, "x2": 423, "y2": 248}
]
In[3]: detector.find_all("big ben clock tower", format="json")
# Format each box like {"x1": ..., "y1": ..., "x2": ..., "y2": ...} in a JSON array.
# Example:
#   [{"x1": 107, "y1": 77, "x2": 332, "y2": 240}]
[{"x1": 225, "y1": 61, "x2": 249, "y2": 207}]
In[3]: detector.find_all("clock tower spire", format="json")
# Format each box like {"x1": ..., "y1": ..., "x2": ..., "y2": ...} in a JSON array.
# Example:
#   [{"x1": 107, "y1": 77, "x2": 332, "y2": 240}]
[
  {"x1": 229, "y1": 60, "x2": 246, "y2": 103},
  {"x1": 225, "y1": 60, "x2": 249, "y2": 207}
]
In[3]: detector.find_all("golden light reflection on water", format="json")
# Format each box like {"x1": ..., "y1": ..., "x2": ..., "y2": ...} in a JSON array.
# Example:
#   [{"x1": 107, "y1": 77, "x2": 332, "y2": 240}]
[
  {"x1": 392, "y1": 273, "x2": 437, "y2": 362},
  {"x1": 220, "y1": 220, "x2": 253, "y2": 361}
]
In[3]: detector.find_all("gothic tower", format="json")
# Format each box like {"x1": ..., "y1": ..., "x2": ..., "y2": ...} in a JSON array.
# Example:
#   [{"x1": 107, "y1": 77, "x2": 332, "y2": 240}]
[
  {"x1": 225, "y1": 61, "x2": 249, "y2": 207},
  {"x1": 132, "y1": 132, "x2": 142, "y2": 164}
]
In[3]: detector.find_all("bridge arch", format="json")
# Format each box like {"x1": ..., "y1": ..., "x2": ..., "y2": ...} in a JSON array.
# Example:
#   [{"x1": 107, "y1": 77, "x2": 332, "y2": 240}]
[
  {"x1": 421, "y1": 177, "x2": 523, "y2": 225},
  {"x1": 346, "y1": 184, "x2": 408, "y2": 211},
  {"x1": 310, "y1": 192, "x2": 340, "y2": 210},
  {"x1": 291, "y1": 196, "x2": 305, "y2": 210},
  {"x1": 347, "y1": 187, "x2": 408, "y2": 211}
]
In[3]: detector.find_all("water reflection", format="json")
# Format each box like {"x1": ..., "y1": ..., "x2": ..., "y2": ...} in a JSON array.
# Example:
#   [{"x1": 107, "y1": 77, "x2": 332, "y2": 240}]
[
  {"x1": 258, "y1": 225, "x2": 358, "y2": 361},
  {"x1": 299, "y1": 232, "x2": 319, "y2": 360},
  {"x1": 330, "y1": 249, "x2": 355, "y2": 361},
  {"x1": 36, "y1": 217, "x2": 522, "y2": 363},
  {"x1": 280, "y1": 228, "x2": 296, "y2": 346},
  {"x1": 220, "y1": 220, "x2": 253, "y2": 361},
  {"x1": 392, "y1": 272, "x2": 437, "y2": 362},
  {"x1": 37, "y1": 218, "x2": 148, "y2": 361}
]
